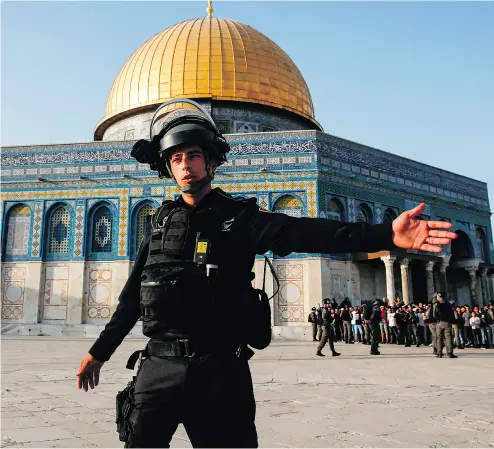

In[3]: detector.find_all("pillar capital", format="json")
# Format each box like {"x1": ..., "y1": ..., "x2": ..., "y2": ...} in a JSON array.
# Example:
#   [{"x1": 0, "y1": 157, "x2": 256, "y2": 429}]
[
  {"x1": 425, "y1": 261, "x2": 435, "y2": 272},
  {"x1": 400, "y1": 258, "x2": 411, "y2": 268},
  {"x1": 380, "y1": 255, "x2": 396, "y2": 266},
  {"x1": 480, "y1": 268, "x2": 489, "y2": 278},
  {"x1": 465, "y1": 266, "x2": 478, "y2": 278}
]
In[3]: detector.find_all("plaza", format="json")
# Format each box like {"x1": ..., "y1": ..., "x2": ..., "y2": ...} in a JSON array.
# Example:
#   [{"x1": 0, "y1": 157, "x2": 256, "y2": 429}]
[{"x1": 1, "y1": 336, "x2": 493, "y2": 448}]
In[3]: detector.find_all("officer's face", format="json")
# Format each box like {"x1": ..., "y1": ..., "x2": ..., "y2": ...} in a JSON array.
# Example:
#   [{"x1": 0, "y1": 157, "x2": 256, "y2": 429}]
[{"x1": 169, "y1": 146, "x2": 210, "y2": 187}]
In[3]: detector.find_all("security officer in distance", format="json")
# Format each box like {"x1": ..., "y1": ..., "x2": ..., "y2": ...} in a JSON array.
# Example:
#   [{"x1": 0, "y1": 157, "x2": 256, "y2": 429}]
[{"x1": 76, "y1": 99, "x2": 457, "y2": 448}]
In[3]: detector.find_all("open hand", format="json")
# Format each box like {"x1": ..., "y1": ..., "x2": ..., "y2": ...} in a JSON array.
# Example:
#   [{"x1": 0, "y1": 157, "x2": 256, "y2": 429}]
[
  {"x1": 392, "y1": 203, "x2": 457, "y2": 253},
  {"x1": 77, "y1": 353, "x2": 104, "y2": 392}
]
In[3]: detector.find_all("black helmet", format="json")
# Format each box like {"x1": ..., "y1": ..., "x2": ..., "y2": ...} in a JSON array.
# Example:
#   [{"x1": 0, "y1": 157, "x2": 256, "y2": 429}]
[{"x1": 131, "y1": 99, "x2": 230, "y2": 187}]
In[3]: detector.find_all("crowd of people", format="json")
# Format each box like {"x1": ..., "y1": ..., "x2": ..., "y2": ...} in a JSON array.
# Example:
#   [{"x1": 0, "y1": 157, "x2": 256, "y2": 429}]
[{"x1": 308, "y1": 296, "x2": 494, "y2": 355}]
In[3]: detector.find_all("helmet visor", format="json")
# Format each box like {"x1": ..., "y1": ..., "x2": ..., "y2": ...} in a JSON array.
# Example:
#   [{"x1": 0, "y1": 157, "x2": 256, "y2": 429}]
[{"x1": 150, "y1": 99, "x2": 217, "y2": 138}]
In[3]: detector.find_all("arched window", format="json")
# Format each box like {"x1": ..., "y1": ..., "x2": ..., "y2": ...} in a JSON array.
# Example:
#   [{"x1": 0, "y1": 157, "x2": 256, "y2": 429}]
[
  {"x1": 476, "y1": 227, "x2": 490, "y2": 263},
  {"x1": 3, "y1": 204, "x2": 31, "y2": 258},
  {"x1": 89, "y1": 205, "x2": 114, "y2": 254},
  {"x1": 382, "y1": 208, "x2": 397, "y2": 224},
  {"x1": 135, "y1": 204, "x2": 156, "y2": 254},
  {"x1": 357, "y1": 204, "x2": 373, "y2": 224},
  {"x1": 272, "y1": 195, "x2": 303, "y2": 218},
  {"x1": 47, "y1": 205, "x2": 71, "y2": 256},
  {"x1": 327, "y1": 198, "x2": 345, "y2": 221}
]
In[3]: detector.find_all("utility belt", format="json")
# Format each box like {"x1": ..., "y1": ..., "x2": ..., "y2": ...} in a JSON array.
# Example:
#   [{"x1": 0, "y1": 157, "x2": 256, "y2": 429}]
[{"x1": 125, "y1": 338, "x2": 252, "y2": 371}]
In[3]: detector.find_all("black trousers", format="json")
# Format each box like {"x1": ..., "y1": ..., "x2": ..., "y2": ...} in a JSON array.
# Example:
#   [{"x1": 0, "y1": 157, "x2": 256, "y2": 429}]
[
  {"x1": 370, "y1": 323, "x2": 381, "y2": 353},
  {"x1": 126, "y1": 353, "x2": 258, "y2": 448}
]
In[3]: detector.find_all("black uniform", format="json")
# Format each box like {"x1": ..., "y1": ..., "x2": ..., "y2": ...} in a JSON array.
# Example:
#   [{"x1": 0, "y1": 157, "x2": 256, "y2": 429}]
[
  {"x1": 316, "y1": 308, "x2": 339, "y2": 356},
  {"x1": 369, "y1": 302, "x2": 382, "y2": 354},
  {"x1": 89, "y1": 188, "x2": 394, "y2": 448}
]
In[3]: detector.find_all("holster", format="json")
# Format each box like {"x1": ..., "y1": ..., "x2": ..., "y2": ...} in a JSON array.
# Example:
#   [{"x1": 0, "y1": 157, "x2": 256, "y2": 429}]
[{"x1": 115, "y1": 376, "x2": 137, "y2": 442}]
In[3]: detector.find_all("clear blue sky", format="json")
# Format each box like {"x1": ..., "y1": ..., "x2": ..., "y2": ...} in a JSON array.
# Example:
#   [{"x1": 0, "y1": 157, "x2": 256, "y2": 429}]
[{"x1": 2, "y1": 1, "x2": 493, "y2": 226}]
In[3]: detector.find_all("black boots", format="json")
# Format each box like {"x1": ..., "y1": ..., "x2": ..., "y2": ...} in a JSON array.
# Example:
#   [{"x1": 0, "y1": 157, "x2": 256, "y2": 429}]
[
  {"x1": 316, "y1": 351, "x2": 325, "y2": 357},
  {"x1": 448, "y1": 353, "x2": 458, "y2": 358},
  {"x1": 332, "y1": 351, "x2": 341, "y2": 357}
]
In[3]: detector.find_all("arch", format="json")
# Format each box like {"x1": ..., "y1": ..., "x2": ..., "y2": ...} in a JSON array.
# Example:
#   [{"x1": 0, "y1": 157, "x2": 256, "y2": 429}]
[
  {"x1": 2, "y1": 203, "x2": 32, "y2": 260},
  {"x1": 131, "y1": 200, "x2": 158, "y2": 258},
  {"x1": 451, "y1": 230, "x2": 475, "y2": 261},
  {"x1": 357, "y1": 203, "x2": 373, "y2": 224},
  {"x1": 43, "y1": 203, "x2": 73, "y2": 259},
  {"x1": 86, "y1": 201, "x2": 118, "y2": 257},
  {"x1": 272, "y1": 194, "x2": 303, "y2": 218},
  {"x1": 382, "y1": 207, "x2": 397, "y2": 224},
  {"x1": 476, "y1": 226, "x2": 490, "y2": 263},
  {"x1": 327, "y1": 198, "x2": 345, "y2": 221}
]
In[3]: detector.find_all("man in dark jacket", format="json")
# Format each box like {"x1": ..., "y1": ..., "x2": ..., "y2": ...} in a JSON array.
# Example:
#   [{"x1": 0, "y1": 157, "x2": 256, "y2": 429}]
[
  {"x1": 404, "y1": 305, "x2": 420, "y2": 347},
  {"x1": 308, "y1": 307, "x2": 318, "y2": 342},
  {"x1": 434, "y1": 293, "x2": 457, "y2": 358},
  {"x1": 75, "y1": 99, "x2": 457, "y2": 448}
]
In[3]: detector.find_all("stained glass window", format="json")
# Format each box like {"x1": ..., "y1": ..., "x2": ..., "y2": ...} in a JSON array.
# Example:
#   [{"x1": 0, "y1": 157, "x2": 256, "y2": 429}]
[
  {"x1": 272, "y1": 195, "x2": 303, "y2": 218},
  {"x1": 48, "y1": 206, "x2": 71, "y2": 254},
  {"x1": 91, "y1": 206, "x2": 113, "y2": 253},
  {"x1": 327, "y1": 198, "x2": 344, "y2": 221},
  {"x1": 4, "y1": 204, "x2": 31, "y2": 257},
  {"x1": 136, "y1": 205, "x2": 155, "y2": 251}
]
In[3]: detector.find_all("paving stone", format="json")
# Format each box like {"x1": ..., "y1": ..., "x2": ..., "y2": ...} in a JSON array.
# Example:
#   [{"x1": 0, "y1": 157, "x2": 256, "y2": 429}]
[
  {"x1": 2, "y1": 337, "x2": 494, "y2": 448},
  {"x1": 3, "y1": 426, "x2": 75, "y2": 443},
  {"x1": 20, "y1": 437, "x2": 97, "y2": 448},
  {"x1": 2, "y1": 416, "x2": 53, "y2": 430}
]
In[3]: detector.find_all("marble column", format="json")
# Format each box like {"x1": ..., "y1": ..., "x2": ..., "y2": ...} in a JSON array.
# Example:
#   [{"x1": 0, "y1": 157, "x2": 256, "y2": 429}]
[
  {"x1": 440, "y1": 263, "x2": 450, "y2": 299},
  {"x1": 425, "y1": 261, "x2": 435, "y2": 302},
  {"x1": 380, "y1": 256, "x2": 396, "y2": 303},
  {"x1": 479, "y1": 268, "x2": 489, "y2": 306},
  {"x1": 400, "y1": 258, "x2": 411, "y2": 305},
  {"x1": 465, "y1": 267, "x2": 478, "y2": 306}
]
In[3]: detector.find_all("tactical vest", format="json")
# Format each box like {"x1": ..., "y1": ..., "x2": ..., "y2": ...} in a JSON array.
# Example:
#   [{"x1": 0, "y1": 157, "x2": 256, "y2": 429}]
[{"x1": 139, "y1": 194, "x2": 274, "y2": 350}]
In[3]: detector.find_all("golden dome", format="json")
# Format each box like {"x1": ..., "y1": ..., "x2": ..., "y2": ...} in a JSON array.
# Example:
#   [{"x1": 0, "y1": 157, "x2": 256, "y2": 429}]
[{"x1": 95, "y1": 17, "x2": 319, "y2": 139}]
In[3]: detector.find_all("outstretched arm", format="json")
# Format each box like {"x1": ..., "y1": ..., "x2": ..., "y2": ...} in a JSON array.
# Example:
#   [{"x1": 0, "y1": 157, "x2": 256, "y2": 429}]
[{"x1": 249, "y1": 202, "x2": 456, "y2": 256}]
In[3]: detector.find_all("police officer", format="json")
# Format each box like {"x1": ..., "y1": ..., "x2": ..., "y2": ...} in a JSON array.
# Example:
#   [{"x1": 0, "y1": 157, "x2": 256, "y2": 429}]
[
  {"x1": 76, "y1": 99, "x2": 457, "y2": 448},
  {"x1": 369, "y1": 299, "x2": 382, "y2": 355},
  {"x1": 434, "y1": 293, "x2": 457, "y2": 358},
  {"x1": 308, "y1": 307, "x2": 318, "y2": 341},
  {"x1": 316, "y1": 304, "x2": 341, "y2": 357}
]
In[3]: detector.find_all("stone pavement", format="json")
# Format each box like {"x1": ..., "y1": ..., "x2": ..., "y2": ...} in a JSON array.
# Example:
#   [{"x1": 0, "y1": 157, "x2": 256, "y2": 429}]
[{"x1": 1, "y1": 336, "x2": 493, "y2": 448}]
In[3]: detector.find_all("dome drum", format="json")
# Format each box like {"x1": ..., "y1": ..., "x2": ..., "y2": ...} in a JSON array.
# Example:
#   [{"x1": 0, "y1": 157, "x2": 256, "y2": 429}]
[{"x1": 100, "y1": 100, "x2": 319, "y2": 141}]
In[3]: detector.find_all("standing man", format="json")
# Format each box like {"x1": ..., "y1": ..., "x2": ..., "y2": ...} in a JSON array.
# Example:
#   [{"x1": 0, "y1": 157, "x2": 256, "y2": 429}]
[
  {"x1": 75, "y1": 99, "x2": 457, "y2": 448},
  {"x1": 369, "y1": 299, "x2": 383, "y2": 355},
  {"x1": 341, "y1": 306, "x2": 352, "y2": 344},
  {"x1": 463, "y1": 306, "x2": 473, "y2": 347},
  {"x1": 316, "y1": 305, "x2": 341, "y2": 357},
  {"x1": 425, "y1": 297, "x2": 439, "y2": 355},
  {"x1": 308, "y1": 307, "x2": 318, "y2": 342},
  {"x1": 434, "y1": 293, "x2": 457, "y2": 358}
]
